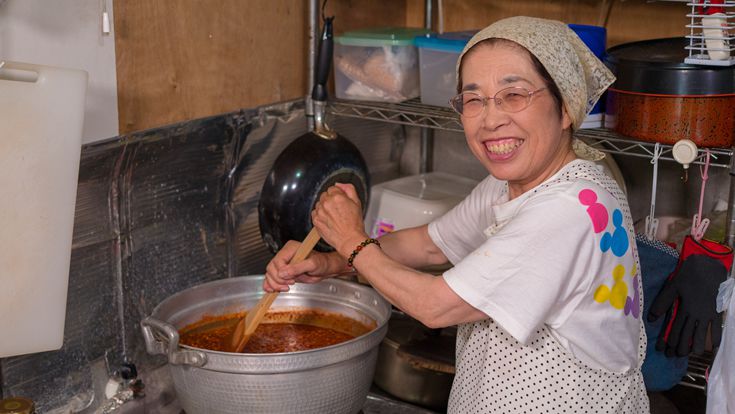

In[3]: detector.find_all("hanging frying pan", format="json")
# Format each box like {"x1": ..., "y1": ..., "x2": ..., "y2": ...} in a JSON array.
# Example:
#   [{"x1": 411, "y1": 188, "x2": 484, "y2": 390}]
[{"x1": 258, "y1": 16, "x2": 370, "y2": 253}]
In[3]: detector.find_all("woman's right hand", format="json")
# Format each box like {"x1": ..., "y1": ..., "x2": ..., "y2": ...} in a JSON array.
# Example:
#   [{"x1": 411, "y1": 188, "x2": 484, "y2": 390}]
[{"x1": 263, "y1": 240, "x2": 338, "y2": 292}]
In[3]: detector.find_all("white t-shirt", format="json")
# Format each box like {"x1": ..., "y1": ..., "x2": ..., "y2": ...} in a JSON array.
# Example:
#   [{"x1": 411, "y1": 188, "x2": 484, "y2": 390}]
[{"x1": 429, "y1": 159, "x2": 641, "y2": 372}]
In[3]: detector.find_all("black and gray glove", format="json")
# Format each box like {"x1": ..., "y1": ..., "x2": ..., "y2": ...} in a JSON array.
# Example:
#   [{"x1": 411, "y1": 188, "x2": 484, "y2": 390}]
[{"x1": 648, "y1": 254, "x2": 728, "y2": 356}]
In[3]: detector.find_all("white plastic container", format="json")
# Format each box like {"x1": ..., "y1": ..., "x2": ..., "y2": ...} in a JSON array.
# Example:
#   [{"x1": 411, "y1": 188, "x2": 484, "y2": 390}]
[
  {"x1": 415, "y1": 31, "x2": 476, "y2": 108},
  {"x1": 334, "y1": 27, "x2": 429, "y2": 103},
  {"x1": 364, "y1": 172, "x2": 478, "y2": 238},
  {"x1": 0, "y1": 62, "x2": 87, "y2": 358}
]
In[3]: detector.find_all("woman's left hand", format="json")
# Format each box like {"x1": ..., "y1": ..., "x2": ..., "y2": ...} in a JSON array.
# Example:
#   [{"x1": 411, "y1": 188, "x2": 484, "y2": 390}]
[
  {"x1": 264, "y1": 240, "x2": 331, "y2": 292},
  {"x1": 312, "y1": 183, "x2": 368, "y2": 258}
]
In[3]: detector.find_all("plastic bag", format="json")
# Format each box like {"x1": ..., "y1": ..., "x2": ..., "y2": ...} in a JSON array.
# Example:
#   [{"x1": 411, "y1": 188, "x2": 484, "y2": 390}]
[{"x1": 706, "y1": 278, "x2": 735, "y2": 414}]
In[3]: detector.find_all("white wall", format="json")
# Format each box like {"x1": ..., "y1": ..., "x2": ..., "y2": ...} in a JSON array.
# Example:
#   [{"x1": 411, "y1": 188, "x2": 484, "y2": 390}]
[{"x1": 0, "y1": 0, "x2": 119, "y2": 143}]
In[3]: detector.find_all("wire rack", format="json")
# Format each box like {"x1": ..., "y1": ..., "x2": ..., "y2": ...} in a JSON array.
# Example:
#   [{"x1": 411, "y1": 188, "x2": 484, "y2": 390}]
[
  {"x1": 685, "y1": 1, "x2": 735, "y2": 66},
  {"x1": 574, "y1": 128, "x2": 733, "y2": 168},
  {"x1": 681, "y1": 352, "x2": 715, "y2": 391},
  {"x1": 328, "y1": 98, "x2": 734, "y2": 168},
  {"x1": 329, "y1": 98, "x2": 463, "y2": 132}
]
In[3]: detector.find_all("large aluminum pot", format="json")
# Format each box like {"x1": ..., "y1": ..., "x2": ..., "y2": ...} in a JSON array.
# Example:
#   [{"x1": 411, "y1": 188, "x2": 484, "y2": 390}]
[{"x1": 141, "y1": 275, "x2": 391, "y2": 414}]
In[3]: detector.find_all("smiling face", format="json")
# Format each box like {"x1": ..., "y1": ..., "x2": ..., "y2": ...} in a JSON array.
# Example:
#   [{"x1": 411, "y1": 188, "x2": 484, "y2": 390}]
[{"x1": 458, "y1": 40, "x2": 575, "y2": 199}]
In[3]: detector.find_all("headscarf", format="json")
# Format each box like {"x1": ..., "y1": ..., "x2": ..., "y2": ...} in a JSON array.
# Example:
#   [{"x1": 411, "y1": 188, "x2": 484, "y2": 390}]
[{"x1": 456, "y1": 16, "x2": 616, "y2": 160}]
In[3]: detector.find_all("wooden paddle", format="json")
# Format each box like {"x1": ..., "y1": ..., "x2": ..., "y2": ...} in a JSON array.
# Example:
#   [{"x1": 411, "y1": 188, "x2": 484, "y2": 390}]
[{"x1": 228, "y1": 228, "x2": 321, "y2": 353}]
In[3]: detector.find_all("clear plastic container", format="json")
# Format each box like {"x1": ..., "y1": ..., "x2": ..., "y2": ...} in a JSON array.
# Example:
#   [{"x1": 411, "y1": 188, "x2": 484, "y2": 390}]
[
  {"x1": 415, "y1": 31, "x2": 476, "y2": 108},
  {"x1": 334, "y1": 27, "x2": 430, "y2": 102}
]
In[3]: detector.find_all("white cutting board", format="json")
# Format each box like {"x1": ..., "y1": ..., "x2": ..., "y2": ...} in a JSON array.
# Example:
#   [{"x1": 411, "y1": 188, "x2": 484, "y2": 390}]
[{"x1": 0, "y1": 61, "x2": 87, "y2": 358}]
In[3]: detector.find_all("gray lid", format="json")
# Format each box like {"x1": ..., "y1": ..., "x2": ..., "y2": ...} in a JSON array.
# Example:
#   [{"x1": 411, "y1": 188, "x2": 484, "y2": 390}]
[{"x1": 605, "y1": 37, "x2": 735, "y2": 95}]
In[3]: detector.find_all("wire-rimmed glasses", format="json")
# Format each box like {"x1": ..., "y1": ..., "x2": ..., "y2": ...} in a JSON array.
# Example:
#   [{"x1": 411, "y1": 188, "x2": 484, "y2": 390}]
[{"x1": 449, "y1": 86, "x2": 547, "y2": 117}]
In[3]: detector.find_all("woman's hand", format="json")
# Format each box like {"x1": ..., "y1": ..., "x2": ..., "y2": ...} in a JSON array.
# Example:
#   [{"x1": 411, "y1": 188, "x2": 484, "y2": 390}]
[
  {"x1": 263, "y1": 240, "x2": 337, "y2": 292},
  {"x1": 312, "y1": 183, "x2": 369, "y2": 257},
  {"x1": 263, "y1": 183, "x2": 367, "y2": 293}
]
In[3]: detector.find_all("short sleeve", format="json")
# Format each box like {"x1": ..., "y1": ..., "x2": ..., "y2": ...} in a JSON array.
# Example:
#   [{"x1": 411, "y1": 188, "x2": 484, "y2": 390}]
[
  {"x1": 428, "y1": 176, "x2": 505, "y2": 264},
  {"x1": 442, "y1": 190, "x2": 597, "y2": 344}
]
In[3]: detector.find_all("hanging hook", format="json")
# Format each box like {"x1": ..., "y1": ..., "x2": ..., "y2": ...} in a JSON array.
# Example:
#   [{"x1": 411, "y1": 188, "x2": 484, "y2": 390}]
[
  {"x1": 645, "y1": 143, "x2": 663, "y2": 240},
  {"x1": 673, "y1": 139, "x2": 698, "y2": 183},
  {"x1": 691, "y1": 149, "x2": 711, "y2": 241}
]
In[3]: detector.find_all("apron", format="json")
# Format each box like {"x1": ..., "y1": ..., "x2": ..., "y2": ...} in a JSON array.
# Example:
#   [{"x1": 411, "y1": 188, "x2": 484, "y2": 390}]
[{"x1": 447, "y1": 161, "x2": 649, "y2": 414}]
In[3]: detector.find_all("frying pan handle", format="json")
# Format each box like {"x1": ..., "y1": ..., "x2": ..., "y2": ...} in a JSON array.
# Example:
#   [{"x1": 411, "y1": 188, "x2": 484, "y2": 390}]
[
  {"x1": 311, "y1": 16, "x2": 334, "y2": 103},
  {"x1": 141, "y1": 316, "x2": 207, "y2": 367}
]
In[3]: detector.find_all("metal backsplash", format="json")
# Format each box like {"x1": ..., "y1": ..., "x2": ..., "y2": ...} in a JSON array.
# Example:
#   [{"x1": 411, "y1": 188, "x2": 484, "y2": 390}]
[{"x1": 0, "y1": 99, "x2": 406, "y2": 412}]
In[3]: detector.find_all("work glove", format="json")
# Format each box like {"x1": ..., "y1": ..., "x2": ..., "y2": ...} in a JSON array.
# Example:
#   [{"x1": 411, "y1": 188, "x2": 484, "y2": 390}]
[{"x1": 648, "y1": 236, "x2": 732, "y2": 357}]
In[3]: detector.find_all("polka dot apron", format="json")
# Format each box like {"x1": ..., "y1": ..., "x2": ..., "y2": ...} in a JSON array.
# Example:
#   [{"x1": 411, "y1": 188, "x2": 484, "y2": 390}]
[{"x1": 447, "y1": 162, "x2": 649, "y2": 414}]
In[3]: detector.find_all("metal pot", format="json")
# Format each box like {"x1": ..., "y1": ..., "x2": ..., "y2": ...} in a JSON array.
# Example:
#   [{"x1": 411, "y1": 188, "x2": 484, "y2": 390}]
[
  {"x1": 373, "y1": 310, "x2": 456, "y2": 411},
  {"x1": 604, "y1": 37, "x2": 735, "y2": 148},
  {"x1": 141, "y1": 276, "x2": 391, "y2": 414}
]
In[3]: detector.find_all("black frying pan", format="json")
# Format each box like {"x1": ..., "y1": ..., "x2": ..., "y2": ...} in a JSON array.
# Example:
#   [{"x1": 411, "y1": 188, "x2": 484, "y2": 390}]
[{"x1": 258, "y1": 16, "x2": 369, "y2": 253}]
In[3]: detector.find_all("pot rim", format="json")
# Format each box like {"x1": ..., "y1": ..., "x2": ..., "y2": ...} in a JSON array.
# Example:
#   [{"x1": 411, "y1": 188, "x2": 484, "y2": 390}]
[
  {"x1": 143, "y1": 275, "x2": 392, "y2": 374},
  {"x1": 607, "y1": 87, "x2": 735, "y2": 98}
]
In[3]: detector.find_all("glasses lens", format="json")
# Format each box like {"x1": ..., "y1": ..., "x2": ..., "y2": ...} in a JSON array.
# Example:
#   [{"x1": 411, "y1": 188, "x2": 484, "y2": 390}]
[
  {"x1": 497, "y1": 87, "x2": 531, "y2": 113},
  {"x1": 449, "y1": 95, "x2": 464, "y2": 114},
  {"x1": 452, "y1": 88, "x2": 538, "y2": 116},
  {"x1": 453, "y1": 92, "x2": 484, "y2": 117}
]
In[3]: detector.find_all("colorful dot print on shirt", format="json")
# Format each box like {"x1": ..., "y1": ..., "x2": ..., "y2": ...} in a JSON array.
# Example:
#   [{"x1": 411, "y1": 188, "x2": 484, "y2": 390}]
[
  {"x1": 601, "y1": 209, "x2": 629, "y2": 257},
  {"x1": 624, "y1": 265, "x2": 641, "y2": 318},
  {"x1": 579, "y1": 188, "x2": 638, "y2": 318},
  {"x1": 578, "y1": 188, "x2": 608, "y2": 233},
  {"x1": 594, "y1": 264, "x2": 628, "y2": 309}
]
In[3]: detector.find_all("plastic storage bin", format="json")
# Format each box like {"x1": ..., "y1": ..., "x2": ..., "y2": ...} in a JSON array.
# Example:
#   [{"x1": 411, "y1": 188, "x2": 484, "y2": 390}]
[
  {"x1": 568, "y1": 23, "x2": 607, "y2": 128},
  {"x1": 334, "y1": 27, "x2": 430, "y2": 102},
  {"x1": 364, "y1": 172, "x2": 478, "y2": 238},
  {"x1": 415, "y1": 31, "x2": 477, "y2": 108}
]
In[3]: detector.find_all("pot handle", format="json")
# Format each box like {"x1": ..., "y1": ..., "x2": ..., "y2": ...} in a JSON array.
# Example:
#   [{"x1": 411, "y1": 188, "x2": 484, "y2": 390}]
[
  {"x1": 311, "y1": 15, "x2": 337, "y2": 140},
  {"x1": 141, "y1": 316, "x2": 207, "y2": 367}
]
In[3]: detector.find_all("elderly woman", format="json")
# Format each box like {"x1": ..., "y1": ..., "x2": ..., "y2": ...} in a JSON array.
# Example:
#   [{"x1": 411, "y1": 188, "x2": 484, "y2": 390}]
[{"x1": 265, "y1": 16, "x2": 649, "y2": 413}]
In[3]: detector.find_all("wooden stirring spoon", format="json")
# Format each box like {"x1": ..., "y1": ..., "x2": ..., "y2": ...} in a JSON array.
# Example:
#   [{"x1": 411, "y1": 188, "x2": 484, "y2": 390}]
[{"x1": 228, "y1": 228, "x2": 321, "y2": 353}]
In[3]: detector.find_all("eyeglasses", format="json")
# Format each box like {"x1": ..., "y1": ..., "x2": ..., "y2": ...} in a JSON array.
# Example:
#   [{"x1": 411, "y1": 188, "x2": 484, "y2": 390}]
[{"x1": 449, "y1": 87, "x2": 547, "y2": 117}]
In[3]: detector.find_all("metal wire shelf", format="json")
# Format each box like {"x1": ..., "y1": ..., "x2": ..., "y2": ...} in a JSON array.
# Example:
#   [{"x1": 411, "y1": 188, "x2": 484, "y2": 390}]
[
  {"x1": 680, "y1": 352, "x2": 715, "y2": 391},
  {"x1": 329, "y1": 98, "x2": 463, "y2": 132},
  {"x1": 328, "y1": 98, "x2": 734, "y2": 168},
  {"x1": 574, "y1": 128, "x2": 733, "y2": 168}
]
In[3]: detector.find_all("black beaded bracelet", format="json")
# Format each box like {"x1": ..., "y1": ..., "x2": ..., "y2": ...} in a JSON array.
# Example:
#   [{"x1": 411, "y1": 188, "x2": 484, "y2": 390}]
[{"x1": 347, "y1": 238, "x2": 381, "y2": 269}]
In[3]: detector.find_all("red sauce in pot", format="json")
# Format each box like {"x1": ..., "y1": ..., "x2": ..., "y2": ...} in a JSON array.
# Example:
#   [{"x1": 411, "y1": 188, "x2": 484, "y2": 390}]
[{"x1": 179, "y1": 309, "x2": 375, "y2": 353}]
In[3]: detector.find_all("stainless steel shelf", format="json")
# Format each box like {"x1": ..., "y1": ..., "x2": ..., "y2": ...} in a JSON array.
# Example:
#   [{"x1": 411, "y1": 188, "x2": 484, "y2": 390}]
[
  {"x1": 680, "y1": 352, "x2": 714, "y2": 391},
  {"x1": 329, "y1": 98, "x2": 462, "y2": 132},
  {"x1": 575, "y1": 129, "x2": 733, "y2": 169},
  {"x1": 329, "y1": 98, "x2": 733, "y2": 168}
]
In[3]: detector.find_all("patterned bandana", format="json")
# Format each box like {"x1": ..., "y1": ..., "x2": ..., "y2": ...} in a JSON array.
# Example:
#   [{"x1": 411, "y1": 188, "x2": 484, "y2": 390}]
[{"x1": 456, "y1": 16, "x2": 616, "y2": 160}]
